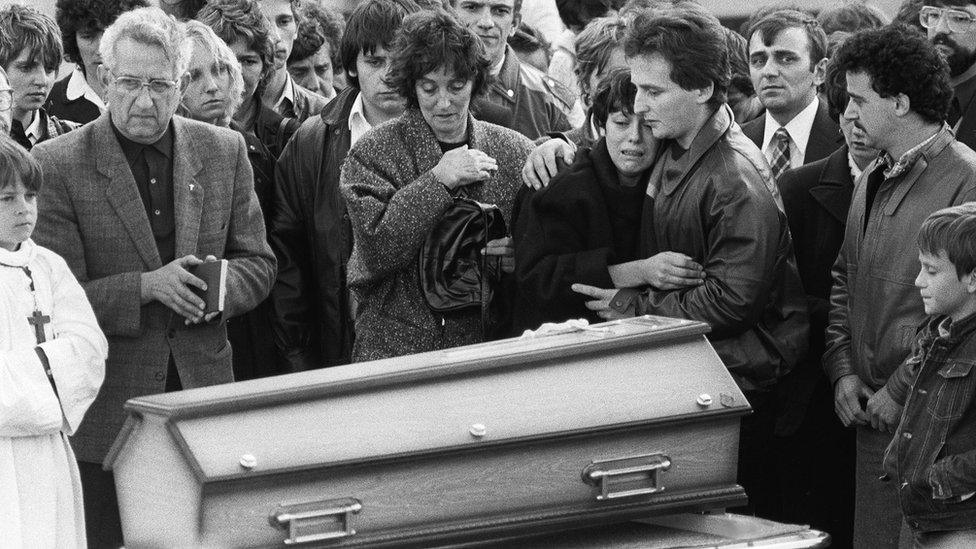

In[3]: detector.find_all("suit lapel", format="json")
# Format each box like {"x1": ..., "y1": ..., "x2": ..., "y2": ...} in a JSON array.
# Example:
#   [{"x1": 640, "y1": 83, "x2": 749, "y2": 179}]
[
  {"x1": 93, "y1": 114, "x2": 162, "y2": 270},
  {"x1": 804, "y1": 101, "x2": 843, "y2": 164},
  {"x1": 172, "y1": 118, "x2": 204, "y2": 258},
  {"x1": 808, "y1": 147, "x2": 855, "y2": 224}
]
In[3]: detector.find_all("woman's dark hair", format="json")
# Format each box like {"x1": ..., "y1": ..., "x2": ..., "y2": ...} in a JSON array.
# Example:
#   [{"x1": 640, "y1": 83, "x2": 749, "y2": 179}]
[
  {"x1": 832, "y1": 23, "x2": 952, "y2": 125},
  {"x1": 590, "y1": 68, "x2": 637, "y2": 128},
  {"x1": 624, "y1": 2, "x2": 729, "y2": 108},
  {"x1": 386, "y1": 9, "x2": 490, "y2": 109},
  {"x1": 197, "y1": 0, "x2": 276, "y2": 97},
  {"x1": 55, "y1": 0, "x2": 149, "y2": 70},
  {"x1": 340, "y1": 0, "x2": 422, "y2": 89},
  {"x1": 0, "y1": 134, "x2": 43, "y2": 193}
]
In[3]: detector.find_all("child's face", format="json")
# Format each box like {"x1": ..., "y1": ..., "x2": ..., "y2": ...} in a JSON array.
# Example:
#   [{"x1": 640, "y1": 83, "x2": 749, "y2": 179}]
[
  {"x1": 0, "y1": 179, "x2": 36, "y2": 251},
  {"x1": 915, "y1": 250, "x2": 976, "y2": 322}
]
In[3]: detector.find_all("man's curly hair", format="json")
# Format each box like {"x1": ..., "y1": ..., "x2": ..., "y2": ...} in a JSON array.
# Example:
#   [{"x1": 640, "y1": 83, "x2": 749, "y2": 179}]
[
  {"x1": 832, "y1": 24, "x2": 952, "y2": 125},
  {"x1": 385, "y1": 9, "x2": 490, "y2": 109},
  {"x1": 55, "y1": 0, "x2": 149, "y2": 69}
]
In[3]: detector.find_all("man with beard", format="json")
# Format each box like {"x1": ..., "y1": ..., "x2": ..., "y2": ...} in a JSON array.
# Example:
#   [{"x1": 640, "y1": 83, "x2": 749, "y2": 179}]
[
  {"x1": 826, "y1": 24, "x2": 976, "y2": 547},
  {"x1": 920, "y1": 2, "x2": 976, "y2": 149}
]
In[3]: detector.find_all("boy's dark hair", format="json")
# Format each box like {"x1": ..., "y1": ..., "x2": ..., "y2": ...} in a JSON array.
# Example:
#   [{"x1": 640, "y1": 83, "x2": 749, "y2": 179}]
[
  {"x1": 918, "y1": 203, "x2": 976, "y2": 279},
  {"x1": 817, "y1": 1, "x2": 888, "y2": 35},
  {"x1": 55, "y1": 0, "x2": 149, "y2": 71},
  {"x1": 386, "y1": 9, "x2": 490, "y2": 109},
  {"x1": 340, "y1": 0, "x2": 422, "y2": 90},
  {"x1": 624, "y1": 2, "x2": 729, "y2": 108},
  {"x1": 0, "y1": 134, "x2": 43, "y2": 193},
  {"x1": 295, "y1": 2, "x2": 343, "y2": 66},
  {"x1": 832, "y1": 24, "x2": 952, "y2": 125},
  {"x1": 746, "y1": 9, "x2": 828, "y2": 68},
  {"x1": 197, "y1": 0, "x2": 276, "y2": 97},
  {"x1": 289, "y1": 12, "x2": 325, "y2": 62},
  {"x1": 590, "y1": 68, "x2": 637, "y2": 128},
  {"x1": 0, "y1": 5, "x2": 64, "y2": 73}
]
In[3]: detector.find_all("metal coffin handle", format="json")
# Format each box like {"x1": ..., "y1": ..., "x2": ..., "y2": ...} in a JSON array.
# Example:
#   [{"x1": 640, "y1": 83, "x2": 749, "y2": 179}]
[
  {"x1": 270, "y1": 497, "x2": 362, "y2": 545},
  {"x1": 581, "y1": 453, "x2": 672, "y2": 501}
]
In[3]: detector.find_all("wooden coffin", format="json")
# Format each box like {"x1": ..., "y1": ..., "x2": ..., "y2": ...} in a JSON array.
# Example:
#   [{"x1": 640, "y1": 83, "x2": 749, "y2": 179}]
[{"x1": 105, "y1": 316, "x2": 750, "y2": 548}]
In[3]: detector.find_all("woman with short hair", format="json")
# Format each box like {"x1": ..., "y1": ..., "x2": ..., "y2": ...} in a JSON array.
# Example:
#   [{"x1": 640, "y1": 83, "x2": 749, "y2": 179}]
[{"x1": 341, "y1": 9, "x2": 533, "y2": 361}]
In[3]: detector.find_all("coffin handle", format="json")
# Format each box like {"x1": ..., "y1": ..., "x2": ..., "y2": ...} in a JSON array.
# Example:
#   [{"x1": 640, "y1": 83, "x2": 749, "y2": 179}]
[
  {"x1": 581, "y1": 453, "x2": 671, "y2": 501},
  {"x1": 269, "y1": 497, "x2": 362, "y2": 544}
]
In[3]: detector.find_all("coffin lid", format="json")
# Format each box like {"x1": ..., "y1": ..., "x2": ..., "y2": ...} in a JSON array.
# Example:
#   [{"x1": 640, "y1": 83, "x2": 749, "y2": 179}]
[{"x1": 105, "y1": 316, "x2": 749, "y2": 484}]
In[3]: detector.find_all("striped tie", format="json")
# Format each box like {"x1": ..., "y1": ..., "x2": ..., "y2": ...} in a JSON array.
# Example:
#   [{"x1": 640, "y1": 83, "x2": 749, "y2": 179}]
[{"x1": 769, "y1": 127, "x2": 791, "y2": 181}]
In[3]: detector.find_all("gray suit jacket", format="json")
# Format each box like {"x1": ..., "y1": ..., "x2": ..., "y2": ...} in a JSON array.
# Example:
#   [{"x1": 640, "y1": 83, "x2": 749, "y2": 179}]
[{"x1": 33, "y1": 113, "x2": 276, "y2": 462}]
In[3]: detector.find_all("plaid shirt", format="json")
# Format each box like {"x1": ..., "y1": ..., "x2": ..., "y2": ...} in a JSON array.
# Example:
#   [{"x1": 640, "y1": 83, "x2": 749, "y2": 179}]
[{"x1": 882, "y1": 311, "x2": 976, "y2": 532}]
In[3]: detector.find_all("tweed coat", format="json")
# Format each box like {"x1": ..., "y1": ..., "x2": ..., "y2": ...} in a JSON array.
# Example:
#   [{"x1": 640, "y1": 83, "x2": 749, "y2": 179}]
[
  {"x1": 341, "y1": 108, "x2": 533, "y2": 362},
  {"x1": 32, "y1": 112, "x2": 276, "y2": 462}
]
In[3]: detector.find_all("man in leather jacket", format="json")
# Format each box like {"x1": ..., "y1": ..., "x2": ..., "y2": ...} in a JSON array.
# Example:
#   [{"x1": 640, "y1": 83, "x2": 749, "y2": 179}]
[
  {"x1": 573, "y1": 3, "x2": 809, "y2": 519},
  {"x1": 269, "y1": 0, "x2": 419, "y2": 371}
]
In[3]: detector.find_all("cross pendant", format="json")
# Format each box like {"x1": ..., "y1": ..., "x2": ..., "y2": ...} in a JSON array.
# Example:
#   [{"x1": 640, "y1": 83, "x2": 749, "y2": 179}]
[{"x1": 28, "y1": 309, "x2": 51, "y2": 344}]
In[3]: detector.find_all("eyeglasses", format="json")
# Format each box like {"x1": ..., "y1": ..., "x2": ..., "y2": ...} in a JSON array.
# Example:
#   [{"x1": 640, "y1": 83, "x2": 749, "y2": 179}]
[
  {"x1": 0, "y1": 87, "x2": 11, "y2": 111},
  {"x1": 920, "y1": 6, "x2": 976, "y2": 33},
  {"x1": 110, "y1": 72, "x2": 180, "y2": 96}
]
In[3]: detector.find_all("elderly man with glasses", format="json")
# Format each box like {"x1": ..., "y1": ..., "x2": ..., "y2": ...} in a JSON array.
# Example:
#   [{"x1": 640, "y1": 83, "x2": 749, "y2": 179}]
[
  {"x1": 31, "y1": 7, "x2": 275, "y2": 547},
  {"x1": 920, "y1": 2, "x2": 976, "y2": 149}
]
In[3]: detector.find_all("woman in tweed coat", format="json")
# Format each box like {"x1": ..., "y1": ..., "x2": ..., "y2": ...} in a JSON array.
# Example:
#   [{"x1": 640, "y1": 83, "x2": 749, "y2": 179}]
[{"x1": 340, "y1": 10, "x2": 532, "y2": 361}]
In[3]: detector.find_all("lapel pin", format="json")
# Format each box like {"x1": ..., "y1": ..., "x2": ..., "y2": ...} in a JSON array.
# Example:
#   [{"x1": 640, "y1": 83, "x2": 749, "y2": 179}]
[{"x1": 189, "y1": 183, "x2": 195, "y2": 191}]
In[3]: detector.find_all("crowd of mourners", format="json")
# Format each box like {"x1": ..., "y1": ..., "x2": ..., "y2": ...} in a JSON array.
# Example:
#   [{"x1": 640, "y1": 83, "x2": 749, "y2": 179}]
[{"x1": 2, "y1": 0, "x2": 976, "y2": 547}]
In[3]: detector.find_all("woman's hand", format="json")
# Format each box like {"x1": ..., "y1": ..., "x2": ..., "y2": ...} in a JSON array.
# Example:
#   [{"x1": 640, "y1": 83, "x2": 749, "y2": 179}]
[
  {"x1": 639, "y1": 252, "x2": 705, "y2": 290},
  {"x1": 483, "y1": 236, "x2": 514, "y2": 274},
  {"x1": 432, "y1": 145, "x2": 499, "y2": 190}
]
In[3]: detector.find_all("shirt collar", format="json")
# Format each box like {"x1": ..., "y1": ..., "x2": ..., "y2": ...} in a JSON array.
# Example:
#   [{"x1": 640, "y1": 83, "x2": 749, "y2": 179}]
[
  {"x1": 65, "y1": 67, "x2": 106, "y2": 110},
  {"x1": 880, "y1": 127, "x2": 942, "y2": 178},
  {"x1": 111, "y1": 118, "x2": 174, "y2": 162},
  {"x1": 24, "y1": 110, "x2": 44, "y2": 144},
  {"x1": 273, "y1": 73, "x2": 297, "y2": 113},
  {"x1": 847, "y1": 150, "x2": 863, "y2": 181},
  {"x1": 489, "y1": 53, "x2": 506, "y2": 77},
  {"x1": 347, "y1": 91, "x2": 372, "y2": 147},
  {"x1": 760, "y1": 95, "x2": 819, "y2": 156}
]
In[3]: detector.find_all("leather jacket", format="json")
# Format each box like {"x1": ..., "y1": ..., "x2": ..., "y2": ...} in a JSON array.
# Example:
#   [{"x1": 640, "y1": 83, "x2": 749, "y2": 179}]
[
  {"x1": 633, "y1": 105, "x2": 809, "y2": 391},
  {"x1": 269, "y1": 88, "x2": 357, "y2": 371}
]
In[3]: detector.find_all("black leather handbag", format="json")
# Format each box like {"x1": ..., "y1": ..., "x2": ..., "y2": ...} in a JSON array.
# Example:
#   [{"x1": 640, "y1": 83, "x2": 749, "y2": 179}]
[{"x1": 418, "y1": 196, "x2": 507, "y2": 328}]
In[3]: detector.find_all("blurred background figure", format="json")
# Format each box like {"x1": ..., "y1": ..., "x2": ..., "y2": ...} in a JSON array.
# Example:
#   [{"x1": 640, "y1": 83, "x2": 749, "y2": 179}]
[
  {"x1": 817, "y1": 0, "x2": 889, "y2": 34},
  {"x1": 509, "y1": 21, "x2": 552, "y2": 72},
  {"x1": 287, "y1": 1, "x2": 344, "y2": 99},
  {"x1": 0, "y1": 66, "x2": 10, "y2": 134},
  {"x1": 49, "y1": 0, "x2": 148, "y2": 125}
]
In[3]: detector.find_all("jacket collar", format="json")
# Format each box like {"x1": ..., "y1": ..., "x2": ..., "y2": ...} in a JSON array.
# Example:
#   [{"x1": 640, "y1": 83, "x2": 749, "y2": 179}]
[
  {"x1": 808, "y1": 145, "x2": 855, "y2": 224},
  {"x1": 871, "y1": 124, "x2": 955, "y2": 218},
  {"x1": 321, "y1": 86, "x2": 360, "y2": 126},
  {"x1": 659, "y1": 104, "x2": 732, "y2": 197},
  {"x1": 921, "y1": 310, "x2": 976, "y2": 347},
  {"x1": 92, "y1": 113, "x2": 204, "y2": 269},
  {"x1": 488, "y1": 46, "x2": 521, "y2": 105}
]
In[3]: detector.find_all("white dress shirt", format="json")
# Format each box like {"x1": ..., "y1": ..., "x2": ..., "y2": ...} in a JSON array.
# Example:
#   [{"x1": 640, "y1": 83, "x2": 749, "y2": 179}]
[{"x1": 761, "y1": 96, "x2": 820, "y2": 170}]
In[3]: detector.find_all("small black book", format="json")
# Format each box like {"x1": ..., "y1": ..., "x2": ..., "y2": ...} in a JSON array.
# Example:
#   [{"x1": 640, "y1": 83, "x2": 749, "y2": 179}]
[{"x1": 188, "y1": 259, "x2": 228, "y2": 314}]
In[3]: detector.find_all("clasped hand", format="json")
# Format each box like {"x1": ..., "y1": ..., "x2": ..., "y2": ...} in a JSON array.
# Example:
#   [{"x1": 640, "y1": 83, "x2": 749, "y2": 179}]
[
  {"x1": 141, "y1": 254, "x2": 221, "y2": 325},
  {"x1": 433, "y1": 145, "x2": 498, "y2": 190}
]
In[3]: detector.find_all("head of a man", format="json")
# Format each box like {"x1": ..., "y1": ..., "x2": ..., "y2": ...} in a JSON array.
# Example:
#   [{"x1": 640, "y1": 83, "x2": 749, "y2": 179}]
[
  {"x1": 916, "y1": 202, "x2": 976, "y2": 321},
  {"x1": 56, "y1": 0, "x2": 150, "y2": 82},
  {"x1": 574, "y1": 15, "x2": 628, "y2": 109},
  {"x1": 625, "y1": 2, "x2": 729, "y2": 147},
  {"x1": 289, "y1": 2, "x2": 343, "y2": 94},
  {"x1": 99, "y1": 6, "x2": 191, "y2": 144},
  {"x1": 198, "y1": 0, "x2": 277, "y2": 101},
  {"x1": 832, "y1": 24, "x2": 952, "y2": 153},
  {"x1": 746, "y1": 10, "x2": 827, "y2": 125},
  {"x1": 450, "y1": 0, "x2": 522, "y2": 67},
  {"x1": 256, "y1": 0, "x2": 300, "y2": 72},
  {"x1": 340, "y1": 0, "x2": 420, "y2": 122},
  {"x1": 0, "y1": 66, "x2": 11, "y2": 134},
  {"x1": 0, "y1": 5, "x2": 63, "y2": 125},
  {"x1": 919, "y1": 1, "x2": 976, "y2": 77},
  {"x1": 822, "y1": 53, "x2": 877, "y2": 169}
]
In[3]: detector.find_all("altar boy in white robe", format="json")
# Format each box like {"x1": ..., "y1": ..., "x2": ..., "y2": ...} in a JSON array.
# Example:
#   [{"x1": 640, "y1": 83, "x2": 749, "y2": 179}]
[{"x1": 0, "y1": 134, "x2": 107, "y2": 548}]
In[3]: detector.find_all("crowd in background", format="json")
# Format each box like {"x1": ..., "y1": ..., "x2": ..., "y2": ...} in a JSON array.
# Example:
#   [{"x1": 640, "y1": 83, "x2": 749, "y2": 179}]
[{"x1": 2, "y1": 0, "x2": 976, "y2": 548}]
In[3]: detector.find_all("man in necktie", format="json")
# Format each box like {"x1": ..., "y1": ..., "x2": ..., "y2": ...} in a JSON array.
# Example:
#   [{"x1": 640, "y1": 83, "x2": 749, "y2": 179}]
[{"x1": 769, "y1": 126, "x2": 792, "y2": 180}]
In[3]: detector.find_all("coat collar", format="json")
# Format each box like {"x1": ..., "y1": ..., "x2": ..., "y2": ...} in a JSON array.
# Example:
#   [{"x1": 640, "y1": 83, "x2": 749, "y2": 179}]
[
  {"x1": 487, "y1": 46, "x2": 521, "y2": 105},
  {"x1": 808, "y1": 145, "x2": 855, "y2": 224},
  {"x1": 92, "y1": 113, "x2": 204, "y2": 269},
  {"x1": 658, "y1": 104, "x2": 733, "y2": 197}
]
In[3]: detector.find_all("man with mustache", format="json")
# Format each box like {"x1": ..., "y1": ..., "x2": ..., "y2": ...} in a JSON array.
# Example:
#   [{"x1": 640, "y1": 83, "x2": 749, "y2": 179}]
[
  {"x1": 740, "y1": 10, "x2": 843, "y2": 180},
  {"x1": 256, "y1": 0, "x2": 327, "y2": 121},
  {"x1": 0, "y1": 5, "x2": 78, "y2": 151},
  {"x1": 921, "y1": 2, "x2": 976, "y2": 149},
  {"x1": 450, "y1": 0, "x2": 578, "y2": 139},
  {"x1": 825, "y1": 24, "x2": 976, "y2": 548}
]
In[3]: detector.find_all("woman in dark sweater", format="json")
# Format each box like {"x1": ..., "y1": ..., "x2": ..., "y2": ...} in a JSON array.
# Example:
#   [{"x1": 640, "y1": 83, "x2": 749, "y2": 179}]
[{"x1": 514, "y1": 69, "x2": 701, "y2": 332}]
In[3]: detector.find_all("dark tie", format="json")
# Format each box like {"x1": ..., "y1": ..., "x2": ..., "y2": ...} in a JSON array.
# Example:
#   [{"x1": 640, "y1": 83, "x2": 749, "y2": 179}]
[
  {"x1": 769, "y1": 127, "x2": 791, "y2": 181},
  {"x1": 9, "y1": 119, "x2": 32, "y2": 151}
]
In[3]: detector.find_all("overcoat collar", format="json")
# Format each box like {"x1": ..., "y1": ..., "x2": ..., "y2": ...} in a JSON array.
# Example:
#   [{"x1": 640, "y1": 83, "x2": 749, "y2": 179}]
[
  {"x1": 808, "y1": 145, "x2": 855, "y2": 224},
  {"x1": 91, "y1": 112, "x2": 204, "y2": 269}
]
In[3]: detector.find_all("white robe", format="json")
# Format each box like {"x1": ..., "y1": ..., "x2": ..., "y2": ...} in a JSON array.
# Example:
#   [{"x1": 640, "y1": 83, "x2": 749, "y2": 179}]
[{"x1": 0, "y1": 239, "x2": 107, "y2": 548}]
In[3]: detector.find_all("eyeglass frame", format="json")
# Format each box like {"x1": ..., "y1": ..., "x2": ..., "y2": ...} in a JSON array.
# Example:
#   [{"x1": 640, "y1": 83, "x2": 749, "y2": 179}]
[
  {"x1": 919, "y1": 5, "x2": 976, "y2": 34},
  {"x1": 108, "y1": 71, "x2": 182, "y2": 96}
]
